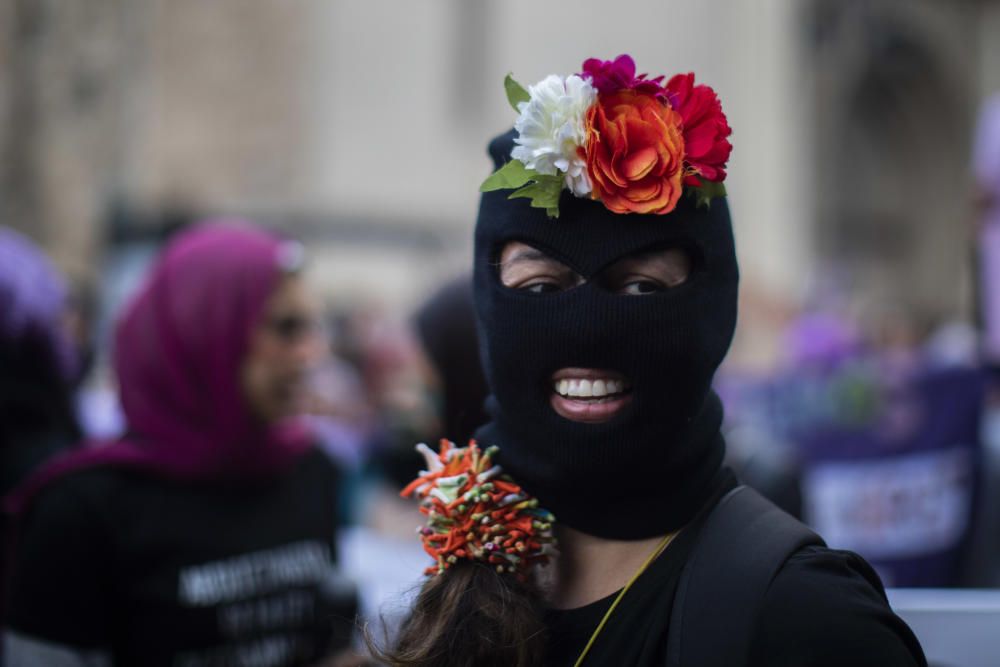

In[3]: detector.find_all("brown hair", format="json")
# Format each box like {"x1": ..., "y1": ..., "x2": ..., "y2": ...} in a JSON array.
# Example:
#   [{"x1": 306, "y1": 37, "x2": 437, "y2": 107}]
[{"x1": 370, "y1": 561, "x2": 547, "y2": 667}]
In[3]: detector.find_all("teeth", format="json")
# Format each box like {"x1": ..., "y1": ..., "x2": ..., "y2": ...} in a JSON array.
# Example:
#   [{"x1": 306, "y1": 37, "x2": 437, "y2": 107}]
[{"x1": 554, "y1": 377, "x2": 628, "y2": 399}]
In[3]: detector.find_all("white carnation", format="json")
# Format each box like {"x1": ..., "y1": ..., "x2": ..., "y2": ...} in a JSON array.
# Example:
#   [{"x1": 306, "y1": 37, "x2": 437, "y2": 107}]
[{"x1": 512, "y1": 74, "x2": 596, "y2": 197}]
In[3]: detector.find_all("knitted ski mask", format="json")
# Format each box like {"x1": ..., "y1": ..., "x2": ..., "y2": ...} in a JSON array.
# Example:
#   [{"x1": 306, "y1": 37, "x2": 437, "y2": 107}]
[{"x1": 473, "y1": 129, "x2": 738, "y2": 540}]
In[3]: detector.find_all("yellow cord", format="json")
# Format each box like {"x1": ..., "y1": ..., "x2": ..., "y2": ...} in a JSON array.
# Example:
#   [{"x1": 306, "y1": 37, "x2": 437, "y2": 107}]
[{"x1": 572, "y1": 530, "x2": 680, "y2": 667}]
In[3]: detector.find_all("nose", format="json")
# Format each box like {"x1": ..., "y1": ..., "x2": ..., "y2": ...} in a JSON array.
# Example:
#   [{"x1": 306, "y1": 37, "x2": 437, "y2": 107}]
[{"x1": 288, "y1": 327, "x2": 326, "y2": 367}]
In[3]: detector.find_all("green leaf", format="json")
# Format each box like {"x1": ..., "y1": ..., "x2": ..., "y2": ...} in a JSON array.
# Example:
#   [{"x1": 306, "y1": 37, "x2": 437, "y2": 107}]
[
  {"x1": 504, "y1": 74, "x2": 530, "y2": 112},
  {"x1": 480, "y1": 160, "x2": 534, "y2": 192},
  {"x1": 689, "y1": 180, "x2": 727, "y2": 209},
  {"x1": 481, "y1": 160, "x2": 565, "y2": 218},
  {"x1": 508, "y1": 174, "x2": 564, "y2": 218}
]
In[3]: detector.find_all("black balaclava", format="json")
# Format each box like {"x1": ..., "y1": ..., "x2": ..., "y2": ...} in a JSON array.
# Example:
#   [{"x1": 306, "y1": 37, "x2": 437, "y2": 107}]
[{"x1": 473, "y1": 129, "x2": 739, "y2": 540}]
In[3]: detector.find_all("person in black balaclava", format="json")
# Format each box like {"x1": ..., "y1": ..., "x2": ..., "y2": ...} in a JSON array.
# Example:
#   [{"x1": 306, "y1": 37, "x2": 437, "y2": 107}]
[
  {"x1": 380, "y1": 57, "x2": 926, "y2": 667},
  {"x1": 473, "y1": 129, "x2": 735, "y2": 540}
]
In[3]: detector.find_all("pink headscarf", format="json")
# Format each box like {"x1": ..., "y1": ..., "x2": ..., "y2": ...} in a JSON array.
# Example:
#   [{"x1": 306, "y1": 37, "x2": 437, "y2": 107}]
[{"x1": 4, "y1": 222, "x2": 314, "y2": 515}]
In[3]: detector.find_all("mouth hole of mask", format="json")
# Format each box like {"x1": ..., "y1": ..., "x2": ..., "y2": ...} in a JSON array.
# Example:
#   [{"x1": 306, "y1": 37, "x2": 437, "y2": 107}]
[{"x1": 495, "y1": 240, "x2": 700, "y2": 297}]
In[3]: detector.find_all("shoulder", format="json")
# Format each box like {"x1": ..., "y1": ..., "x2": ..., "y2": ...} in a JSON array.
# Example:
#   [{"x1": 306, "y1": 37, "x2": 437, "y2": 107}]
[
  {"x1": 283, "y1": 444, "x2": 341, "y2": 484},
  {"x1": 18, "y1": 466, "x2": 123, "y2": 537},
  {"x1": 749, "y1": 545, "x2": 927, "y2": 667},
  {"x1": 287, "y1": 446, "x2": 344, "y2": 505},
  {"x1": 7, "y1": 469, "x2": 121, "y2": 647},
  {"x1": 10, "y1": 466, "x2": 125, "y2": 583}
]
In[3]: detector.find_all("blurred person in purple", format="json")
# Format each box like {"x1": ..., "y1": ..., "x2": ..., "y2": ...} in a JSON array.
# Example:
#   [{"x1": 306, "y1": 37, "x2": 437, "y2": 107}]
[
  {"x1": 976, "y1": 93, "x2": 1000, "y2": 364},
  {"x1": 0, "y1": 227, "x2": 82, "y2": 498},
  {"x1": 3, "y1": 222, "x2": 359, "y2": 666},
  {"x1": 723, "y1": 303, "x2": 986, "y2": 587},
  {"x1": 972, "y1": 93, "x2": 1000, "y2": 586}
]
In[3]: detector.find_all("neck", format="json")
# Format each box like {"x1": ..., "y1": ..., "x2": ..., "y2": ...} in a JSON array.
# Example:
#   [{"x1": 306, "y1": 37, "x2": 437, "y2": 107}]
[{"x1": 541, "y1": 525, "x2": 672, "y2": 609}]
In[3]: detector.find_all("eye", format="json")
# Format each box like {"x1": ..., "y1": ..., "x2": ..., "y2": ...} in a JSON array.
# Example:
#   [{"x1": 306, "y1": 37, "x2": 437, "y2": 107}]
[
  {"x1": 598, "y1": 246, "x2": 692, "y2": 295},
  {"x1": 620, "y1": 279, "x2": 664, "y2": 296},
  {"x1": 266, "y1": 314, "x2": 319, "y2": 341},
  {"x1": 498, "y1": 241, "x2": 582, "y2": 294},
  {"x1": 522, "y1": 281, "x2": 563, "y2": 294}
]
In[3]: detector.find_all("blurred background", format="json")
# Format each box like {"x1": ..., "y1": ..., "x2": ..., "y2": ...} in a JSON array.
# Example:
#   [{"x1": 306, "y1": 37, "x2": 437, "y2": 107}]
[
  {"x1": 3, "y1": 0, "x2": 996, "y2": 333},
  {"x1": 5, "y1": 0, "x2": 1000, "y2": 656},
  {"x1": 4, "y1": 0, "x2": 1000, "y2": 357}
]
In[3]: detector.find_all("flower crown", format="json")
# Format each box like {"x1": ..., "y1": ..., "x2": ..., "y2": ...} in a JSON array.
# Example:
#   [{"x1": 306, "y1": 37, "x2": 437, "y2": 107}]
[
  {"x1": 480, "y1": 54, "x2": 732, "y2": 218},
  {"x1": 401, "y1": 440, "x2": 556, "y2": 579}
]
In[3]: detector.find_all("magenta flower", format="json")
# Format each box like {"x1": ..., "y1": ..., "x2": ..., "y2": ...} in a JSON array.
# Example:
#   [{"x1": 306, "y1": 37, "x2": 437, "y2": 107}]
[{"x1": 580, "y1": 54, "x2": 667, "y2": 99}]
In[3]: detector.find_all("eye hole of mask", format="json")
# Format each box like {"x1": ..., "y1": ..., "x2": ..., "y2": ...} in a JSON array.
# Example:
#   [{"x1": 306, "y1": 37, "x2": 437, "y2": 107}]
[
  {"x1": 496, "y1": 240, "x2": 694, "y2": 296},
  {"x1": 593, "y1": 243, "x2": 694, "y2": 295},
  {"x1": 496, "y1": 241, "x2": 582, "y2": 295}
]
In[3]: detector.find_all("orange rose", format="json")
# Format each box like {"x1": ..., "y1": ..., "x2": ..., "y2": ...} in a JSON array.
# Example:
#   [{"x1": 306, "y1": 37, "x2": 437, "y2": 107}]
[{"x1": 585, "y1": 90, "x2": 685, "y2": 215}]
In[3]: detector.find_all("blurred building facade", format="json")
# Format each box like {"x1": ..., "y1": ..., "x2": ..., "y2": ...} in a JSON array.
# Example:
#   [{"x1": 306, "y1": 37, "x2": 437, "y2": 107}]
[
  {"x1": 1, "y1": 0, "x2": 999, "y2": 342},
  {"x1": 809, "y1": 0, "x2": 997, "y2": 329}
]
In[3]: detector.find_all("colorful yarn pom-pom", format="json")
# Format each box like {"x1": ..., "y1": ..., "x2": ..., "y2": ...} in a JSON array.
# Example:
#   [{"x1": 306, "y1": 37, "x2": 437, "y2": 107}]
[{"x1": 401, "y1": 439, "x2": 556, "y2": 580}]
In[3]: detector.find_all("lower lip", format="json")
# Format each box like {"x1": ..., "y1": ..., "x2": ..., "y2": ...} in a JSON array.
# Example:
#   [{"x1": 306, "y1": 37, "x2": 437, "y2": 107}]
[{"x1": 550, "y1": 392, "x2": 632, "y2": 423}]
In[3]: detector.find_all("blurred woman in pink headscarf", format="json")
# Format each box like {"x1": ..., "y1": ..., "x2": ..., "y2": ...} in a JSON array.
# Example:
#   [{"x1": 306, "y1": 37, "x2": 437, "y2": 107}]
[{"x1": 4, "y1": 222, "x2": 358, "y2": 666}]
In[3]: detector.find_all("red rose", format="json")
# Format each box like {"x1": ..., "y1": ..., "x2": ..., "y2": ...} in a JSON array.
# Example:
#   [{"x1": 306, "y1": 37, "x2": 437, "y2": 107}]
[
  {"x1": 665, "y1": 73, "x2": 732, "y2": 186},
  {"x1": 584, "y1": 90, "x2": 685, "y2": 215}
]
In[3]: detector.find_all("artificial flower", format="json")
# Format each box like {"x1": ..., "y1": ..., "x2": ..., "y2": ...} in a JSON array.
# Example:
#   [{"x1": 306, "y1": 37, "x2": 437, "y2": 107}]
[
  {"x1": 585, "y1": 90, "x2": 685, "y2": 215},
  {"x1": 580, "y1": 54, "x2": 667, "y2": 99},
  {"x1": 511, "y1": 74, "x2": 596, "y2": 196},
  {"x1": 665, "y1": 73, "x2": 732, "y2": 186},
  {"x1": 480, "y1": 56, "x2": 731, "y2": 217}
]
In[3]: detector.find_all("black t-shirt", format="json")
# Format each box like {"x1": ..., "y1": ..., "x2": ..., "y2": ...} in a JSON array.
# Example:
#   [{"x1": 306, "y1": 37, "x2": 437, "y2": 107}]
[
  {"x1": 544, "y1": 476, "x2": 927, "y2": 667},
  {"x1": 5, "y1": 447, "x2": 356, "y2": 667}
]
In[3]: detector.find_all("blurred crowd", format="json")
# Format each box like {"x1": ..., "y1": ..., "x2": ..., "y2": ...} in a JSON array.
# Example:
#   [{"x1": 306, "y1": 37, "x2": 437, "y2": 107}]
[{"x1": 0, "y1": 91, "x2": 999, "y2": 667}]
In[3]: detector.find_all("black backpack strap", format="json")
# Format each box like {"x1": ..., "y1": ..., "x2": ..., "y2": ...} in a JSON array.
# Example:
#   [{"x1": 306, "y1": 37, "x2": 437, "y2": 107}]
[{"x1": 666, "y1": 485, "x2": 824, "y2": 667}]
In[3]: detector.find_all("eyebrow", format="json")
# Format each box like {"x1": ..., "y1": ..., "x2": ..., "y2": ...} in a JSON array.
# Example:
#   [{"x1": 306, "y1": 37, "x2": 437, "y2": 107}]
[
  {"x1": 610, "y1": 247, "x2": 688, "y2": 267},
  {"x1": 500, "y1": 247, "x2": 553, "y2": 265}
]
